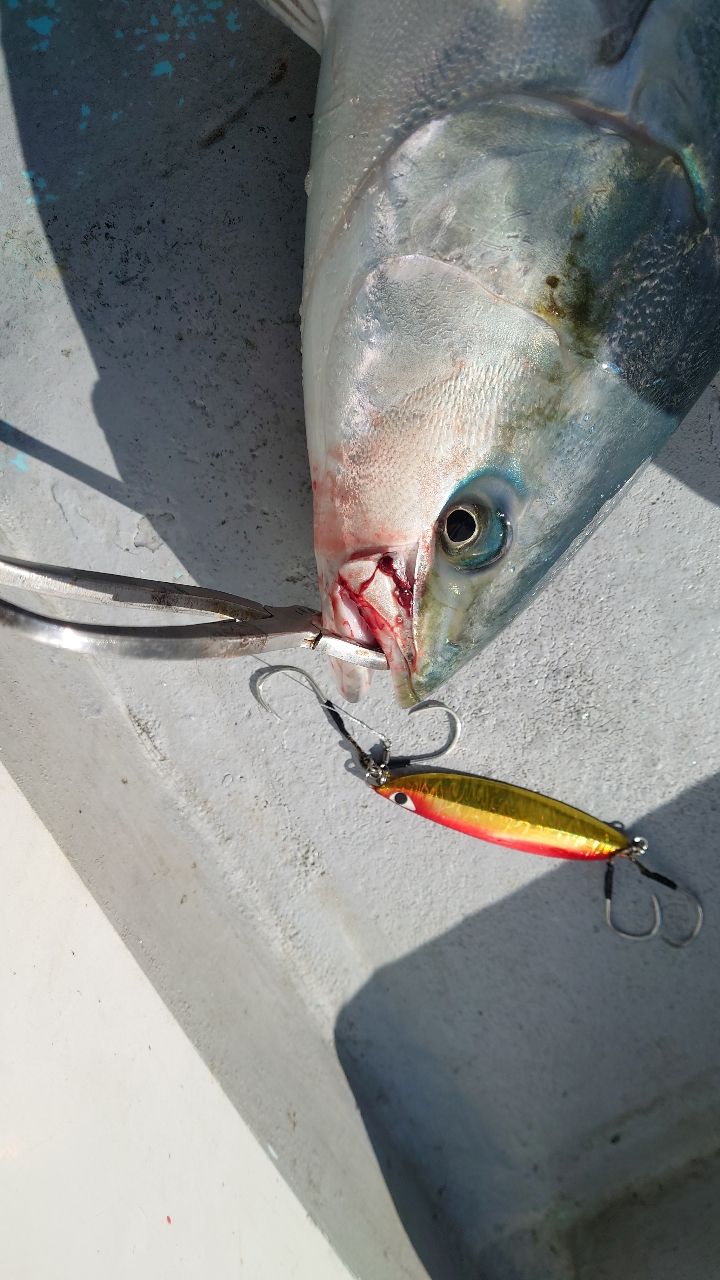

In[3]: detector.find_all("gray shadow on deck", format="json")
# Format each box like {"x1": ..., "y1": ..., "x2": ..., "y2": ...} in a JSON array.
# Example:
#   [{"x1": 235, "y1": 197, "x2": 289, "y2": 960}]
[
  {"x1": 336, "y1": 769, "x2": 720, "y2": 1279},
  {"x1": 1, "y1": 0, "x2": 319, "y2": 602},
  {"x1": 655, "y1": 387, "x2": 720, "y2": 508}
]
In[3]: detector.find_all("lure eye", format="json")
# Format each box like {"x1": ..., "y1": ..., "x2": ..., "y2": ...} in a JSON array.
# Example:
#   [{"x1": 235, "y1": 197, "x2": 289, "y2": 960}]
[
  {"x1": 388, "y1": 790, "x2": 416, "y2": 811},
  {"x1": 438, "y1": 500, "x2": 511, "y2": 570}
]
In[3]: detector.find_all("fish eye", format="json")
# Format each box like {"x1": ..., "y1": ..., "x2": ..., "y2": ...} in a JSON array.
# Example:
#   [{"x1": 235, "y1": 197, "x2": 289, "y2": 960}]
[
  {"x1": 444, "y1": 505, "x2": 480, "y2": 547},
  {"x1": 439, "y1": 500, "x2": 511, "y2": 570},
  {"x1": 389, "y1": 791, "x2": 416, "y2": 811}
]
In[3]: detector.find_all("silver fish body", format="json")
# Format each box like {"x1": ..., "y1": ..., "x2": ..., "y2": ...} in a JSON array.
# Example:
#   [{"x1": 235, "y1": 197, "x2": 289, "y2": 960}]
[{"x1": 260, "y1": 0, "x2": 720, "y2": 703}]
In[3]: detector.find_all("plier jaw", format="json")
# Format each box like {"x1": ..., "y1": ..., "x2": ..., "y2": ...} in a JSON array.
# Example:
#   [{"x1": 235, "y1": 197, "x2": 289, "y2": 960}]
[{"x1": 0, "y1": 555, "x2": 388, "y2": 669}]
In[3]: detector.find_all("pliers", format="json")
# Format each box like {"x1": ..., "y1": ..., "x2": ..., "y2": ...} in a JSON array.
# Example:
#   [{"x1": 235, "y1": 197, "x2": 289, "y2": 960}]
[{"x1": 0, "y1": 554, "x2": 387, "y2": 669}]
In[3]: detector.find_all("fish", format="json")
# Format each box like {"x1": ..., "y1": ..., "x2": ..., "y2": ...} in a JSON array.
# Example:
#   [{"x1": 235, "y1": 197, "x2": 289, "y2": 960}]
[{"x1": 258, "y1": 0, "x2": 720, "y2": 704}]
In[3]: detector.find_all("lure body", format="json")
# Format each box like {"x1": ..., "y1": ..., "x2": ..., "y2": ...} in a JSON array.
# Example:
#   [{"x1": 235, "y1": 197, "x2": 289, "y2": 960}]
[
  {"x1": 375, "y1": 770, "x2": 628, "y2": 860},
  {"x1": 258, "y1": 0, "x2": 720, "y2": 705}
]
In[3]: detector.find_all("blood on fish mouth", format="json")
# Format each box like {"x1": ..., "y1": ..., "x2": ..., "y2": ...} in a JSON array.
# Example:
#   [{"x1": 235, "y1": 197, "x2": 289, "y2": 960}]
[
  {"x1": 331, "y1": 552, "x2": 417, "y2": 686},
  {"x1": 338, "y1": 557, "x2": 413, "y2": 621},
  {"x1": 375, "y1": 555, "x2": 414, "y2": 614}
]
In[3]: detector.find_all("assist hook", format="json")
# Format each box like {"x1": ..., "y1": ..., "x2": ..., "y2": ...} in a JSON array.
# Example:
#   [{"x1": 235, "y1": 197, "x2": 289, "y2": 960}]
[
  {"x1": 604, "y1": 836, "x2": 703, "y2": 948},
  {"x1": 251, "y1": 664, "x2": 460, "y2": 782}
]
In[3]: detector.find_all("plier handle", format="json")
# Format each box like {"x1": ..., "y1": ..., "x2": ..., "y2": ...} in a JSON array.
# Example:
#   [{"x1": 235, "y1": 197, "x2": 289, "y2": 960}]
[{"x1": 0, "y1": 554, "x2": 387, "y2": 669}]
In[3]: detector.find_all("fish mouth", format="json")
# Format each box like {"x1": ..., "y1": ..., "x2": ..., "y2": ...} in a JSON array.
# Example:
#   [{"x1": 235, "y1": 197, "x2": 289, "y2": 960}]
[{"x1": 325, "y1": 551, "x2": 419, "y2": 704}]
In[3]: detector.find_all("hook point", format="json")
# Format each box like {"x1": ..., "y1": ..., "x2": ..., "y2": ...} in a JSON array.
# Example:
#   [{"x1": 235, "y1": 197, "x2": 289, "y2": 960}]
[
  {"x1": 660, "y1": 888, "x2": 704, "y2": 949},
  {"x1": 250, "y1": 663, "x2": 328, "y2": 719}
]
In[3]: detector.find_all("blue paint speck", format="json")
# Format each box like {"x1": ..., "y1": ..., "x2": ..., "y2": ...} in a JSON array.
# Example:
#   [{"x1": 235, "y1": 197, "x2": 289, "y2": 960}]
[
  {"x1": 171, "y1": 2, "x2": 192, "y2": 27},
  {"x1": 177, "y1": 96, "x2": 185, "y2": 107},
  {"x1": 177, "y1": 50, "x2": 186, "y2": 59},
  {"x1": 79, "y1": 103, "x2": 91, "y2": 131},
  {"x1": 135, "y1": 43, "x2": 146, "y2": 51},
  {"x1": 27, "y1": 15, "x2": 55, "y2": 36},
  {"x1": 228, "y1": 56, "x2": 236, "y2": 68},
  {"x1": 115, "y1": 28, "x2": 124, "y2": 39},
  {"x1": 226, "y1": 9, "x2": 239, "y2": 32},
  {"x1": 152, "y1": 59, "x2": 173, "y2": 77},
  {"x1": 8, "y1": 0, "x2": 20, "y2": 10},
  {"x1": 111, "y1": 110, "x2": 123, "y2": 122},
  {"x1": 22, "y1": 170, "x2": 54, "y2": 202},
  {"x1": 150, "y1": 13, "x2": 159, "y2": 25},
  {"x1": 155, "y1": 31, "x2": 169, "y2": 41},
  {"x1": 11, "y1": 453, "x2": 29, "y2": 473}
]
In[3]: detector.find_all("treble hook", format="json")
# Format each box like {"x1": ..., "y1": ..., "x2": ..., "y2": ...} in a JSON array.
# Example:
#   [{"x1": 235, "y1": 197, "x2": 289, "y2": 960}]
[
  {"x1": 251, "y1": 664, "x2": 460, "y2": 780},
  {"x1": 604, "y1": 837, "x2": 703, "y2": 947}
]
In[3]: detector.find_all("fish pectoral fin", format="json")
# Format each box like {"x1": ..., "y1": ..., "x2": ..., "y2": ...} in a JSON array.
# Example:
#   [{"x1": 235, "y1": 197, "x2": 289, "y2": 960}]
[{"x1": 256, "y1": 0, "x2": 325, "y2": 52}]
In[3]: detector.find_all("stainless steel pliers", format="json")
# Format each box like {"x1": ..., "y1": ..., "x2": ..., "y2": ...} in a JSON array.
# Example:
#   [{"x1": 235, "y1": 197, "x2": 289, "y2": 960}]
[{"x1": 0, "y1": 554, "x2": 387, "y2": 669}]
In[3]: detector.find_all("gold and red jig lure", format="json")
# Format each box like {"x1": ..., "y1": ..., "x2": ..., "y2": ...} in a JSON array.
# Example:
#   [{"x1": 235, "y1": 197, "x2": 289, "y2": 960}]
[{"x1": 253, "y1": 666, "x2": 703, "y2": 948}]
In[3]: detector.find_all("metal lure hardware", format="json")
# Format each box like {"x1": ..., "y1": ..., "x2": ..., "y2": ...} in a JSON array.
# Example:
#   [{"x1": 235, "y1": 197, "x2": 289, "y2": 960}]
[{"x1": 253, "y1": 665, "x2": 703, "y2": 948}]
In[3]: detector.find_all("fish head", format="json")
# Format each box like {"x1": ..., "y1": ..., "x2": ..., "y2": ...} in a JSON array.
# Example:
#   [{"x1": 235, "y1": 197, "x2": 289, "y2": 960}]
[
  {"x1": 307, "y1": 100, "x2": 710, "y2": 704},
  {"x1": 313, "y1": 252, "x2": 674, "y2": 705}
]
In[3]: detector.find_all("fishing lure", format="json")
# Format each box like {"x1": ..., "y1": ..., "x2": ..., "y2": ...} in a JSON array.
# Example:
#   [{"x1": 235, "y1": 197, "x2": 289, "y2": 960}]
[
  {"x1": 253, "y1": 666, "x2": 703, "y2": 948},
  {"x1": 0, "y1": 554, "x2": 703, "y2": 945}
]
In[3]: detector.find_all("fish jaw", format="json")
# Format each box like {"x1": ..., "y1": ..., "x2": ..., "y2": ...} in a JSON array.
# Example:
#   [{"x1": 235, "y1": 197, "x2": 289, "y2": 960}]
[{"x1": 323, "y1": 550, "x2": 423, "y2": 704}]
